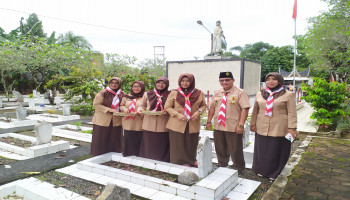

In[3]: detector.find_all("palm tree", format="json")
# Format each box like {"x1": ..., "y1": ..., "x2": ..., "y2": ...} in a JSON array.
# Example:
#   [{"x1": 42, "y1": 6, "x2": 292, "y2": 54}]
[{"x1": 57, "y1": 31, "x2": 92, "y2": 50}]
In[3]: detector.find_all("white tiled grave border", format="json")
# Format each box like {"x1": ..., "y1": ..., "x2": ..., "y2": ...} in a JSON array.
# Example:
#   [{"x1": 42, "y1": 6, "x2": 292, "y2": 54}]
[
  {"x1": 52, "y1": 125, "x2": 92, "y2": 143},
  {"x1": 0, "y1": 133, "x2": 71, "y2": 159},
  {"x1": 73, "y1": 152, "x2": 238, "y2": 200},
  {"x1": 0, "y1": 177, "x2": 89, "y2": 200},
  {"x1": 0, "y1": 117, "x2": 37, "y2": 128},
  {"x1": 58, "y1": 153, "x2": 261, "y2": 200},
  {"x1": 27, "y1": 114, "x2": 80, "y2": 123}
]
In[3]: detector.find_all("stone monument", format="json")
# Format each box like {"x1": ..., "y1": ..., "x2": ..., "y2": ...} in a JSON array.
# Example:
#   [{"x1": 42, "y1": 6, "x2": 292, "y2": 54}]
[
  {"x1": 197, "y1": 136, "x2": 213, "y2": 178},
  {"x1": 243, "y1": 123, "x2": 250, "y2": 148},
  {"x1": 34, "y1": 121, "x2": 53, "y2": 145},
  {"x1": 63, "y1": 104, "x2": 70, "y2": 116},
  {"x1": 13, "y1": 90, "x2": 24, "y2": 102},
  {"x1": 213, "y1": 21, "x2": 226, "y2": 55},
  {"x1": 97, "y1": 183, "x2": 130, "y2": 200},
  {"x1": 178, "y1": 171, "x2": 199, "y2": 186},
  {"x1": 16, "y1": 105, "x2": 27, "y2": 120}
]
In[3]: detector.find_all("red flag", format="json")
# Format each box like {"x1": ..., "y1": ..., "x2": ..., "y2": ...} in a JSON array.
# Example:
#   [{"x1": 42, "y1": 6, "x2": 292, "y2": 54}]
[{"x1": 292, "y1": 0, "x2": 297, "y2": 19}]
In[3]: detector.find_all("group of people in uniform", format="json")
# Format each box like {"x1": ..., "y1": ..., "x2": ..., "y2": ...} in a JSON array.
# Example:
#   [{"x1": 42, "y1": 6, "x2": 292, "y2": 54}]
[{"x1": 90, "y1": 71, "x2": 298, "y2": 181}]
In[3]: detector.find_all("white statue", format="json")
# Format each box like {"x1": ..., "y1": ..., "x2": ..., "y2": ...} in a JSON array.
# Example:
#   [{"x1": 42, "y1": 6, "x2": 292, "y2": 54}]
[{"x1": 213, "y1": 21, "x2": 226, "y2": 55}]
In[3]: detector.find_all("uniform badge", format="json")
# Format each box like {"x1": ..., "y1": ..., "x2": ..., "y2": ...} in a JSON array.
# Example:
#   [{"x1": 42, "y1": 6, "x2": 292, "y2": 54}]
[{"x1": 230, "y1": 96, "x2": 235, "y2": 105}]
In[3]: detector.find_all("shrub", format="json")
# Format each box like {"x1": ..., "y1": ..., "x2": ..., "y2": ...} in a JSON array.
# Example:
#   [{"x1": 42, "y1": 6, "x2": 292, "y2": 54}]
[{"x1": 301, "y1": 78, "x2": 348, "y2": 130}]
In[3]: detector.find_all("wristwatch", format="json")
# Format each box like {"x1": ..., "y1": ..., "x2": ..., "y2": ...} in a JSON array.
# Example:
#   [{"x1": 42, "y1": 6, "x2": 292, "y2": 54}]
[{"x1": 238, "y1": 124, "x2": 244, "y2": 128}]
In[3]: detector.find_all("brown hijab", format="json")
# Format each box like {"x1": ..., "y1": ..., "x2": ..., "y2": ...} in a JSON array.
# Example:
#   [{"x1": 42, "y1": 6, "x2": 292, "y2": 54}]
[
  {"x1": 261, "y1": 72, "x2": 286, "y2": 100},
  {"x1": 103, "y1": 77, "x2": 125, "y2": 107},
  {"x1": 147, "y1": 77, "x2": 170, "y2": 111},
  {"x1": 175, "y1": 73, "x2": 201, "y2": 107},
  {"x1": 125, "y1": 81, "x2": 145, "y2": 99}
]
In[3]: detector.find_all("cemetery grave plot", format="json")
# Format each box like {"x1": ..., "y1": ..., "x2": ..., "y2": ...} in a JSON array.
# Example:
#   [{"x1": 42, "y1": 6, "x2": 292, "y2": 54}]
[
  {"x1": 0, "y1": 133, "x2": 70, "y2": 159},
  {"x1": 11, "y1": 129, "x2": 90, "y2": 147},
  {"x1": 0, "y1": 177, "x2": 89, "y2": 200},
  {"x1": 56, "y1": 152, "x2": 258, "y2": 200}
]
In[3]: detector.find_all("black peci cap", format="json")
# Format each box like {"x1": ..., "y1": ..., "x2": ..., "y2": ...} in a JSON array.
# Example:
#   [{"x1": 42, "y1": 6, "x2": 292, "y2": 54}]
[{"x1": 219, "y1": 72, "x2": 234, "y2": 79}]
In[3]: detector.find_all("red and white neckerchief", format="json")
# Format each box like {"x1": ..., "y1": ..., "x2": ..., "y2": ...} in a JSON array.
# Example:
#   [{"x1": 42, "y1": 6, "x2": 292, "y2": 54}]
[
  {"x1": 265, "y1": 87, "x2": 284, "y2": 117},
  {"x1": 177, "y1": 87, "x2": 194, "y2": 120},
  {"x1": 105, "y1": 87, "x2": 122, "y2": 111},
  {"x1": 218, "y1": 91, "x2": 228, "y2": 127},
  {"x1": 126, "y1": 98, "x2": 137, "y2": 120},
  {"x1": 152, "y1": 89, "x2": 165, "y2": 112}
]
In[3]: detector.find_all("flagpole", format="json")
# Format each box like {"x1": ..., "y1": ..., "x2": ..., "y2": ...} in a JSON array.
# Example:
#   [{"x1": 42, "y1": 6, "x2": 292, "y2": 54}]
[
  {"x1": 293, "y1": 18, "x2": 296, "y2": 93},
  {"x1": 292, "y1": 0, "x2": 297, "y2": 93}
]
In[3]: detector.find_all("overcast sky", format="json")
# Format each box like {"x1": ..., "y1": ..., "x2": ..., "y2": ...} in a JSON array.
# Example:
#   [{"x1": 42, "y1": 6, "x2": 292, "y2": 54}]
[{"x1": 1, "y1": 0, "x2": 329, "y2": 62}]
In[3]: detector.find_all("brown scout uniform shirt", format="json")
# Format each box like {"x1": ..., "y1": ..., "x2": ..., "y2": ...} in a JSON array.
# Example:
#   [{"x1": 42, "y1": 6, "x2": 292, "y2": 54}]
[
  {"x1": 91, "y1": 90, "x2": 122, "y2": 127},
  {"x1": 138, "y1": 93, "x2": 169, "y2": 132},
  {"x1": 250, "y1": 91, "x2": 297, "y2": 137},
  {"x1": 120, "y1": 97, "x2": 143, "y2": 131},
  {"x1": 209, "y1": 87, "x2": 251, "y2": 131},
  {"x1": 165, "y1": 90, "x2": 207, "y2": 134}
]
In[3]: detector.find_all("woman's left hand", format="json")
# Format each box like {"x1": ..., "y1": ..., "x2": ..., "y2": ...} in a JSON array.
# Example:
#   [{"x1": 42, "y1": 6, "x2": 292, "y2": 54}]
[
  {"x1": 190, "y1": 112, "x2": 200, "y2": 120},
  {"x1": 288, "y1": 129, "x2": 299, "y2": 138},
  {"x1": 161, "y1": 110, "x2": 167, "y2": 115}
]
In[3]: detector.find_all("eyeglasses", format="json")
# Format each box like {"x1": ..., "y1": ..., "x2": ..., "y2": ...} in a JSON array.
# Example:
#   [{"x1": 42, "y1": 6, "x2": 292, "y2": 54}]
[
  {"x1": 110, "y1": 82, "x2": 119, "y2": 84},
  {"x1": 219, "y1": 79, "x2": 232, "y2": 83}
]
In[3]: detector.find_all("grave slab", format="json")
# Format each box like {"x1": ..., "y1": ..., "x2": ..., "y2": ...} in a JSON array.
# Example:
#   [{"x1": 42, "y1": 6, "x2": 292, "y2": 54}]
[
  {"x1": 27, "y1": 113, "x2": 80, "y2": 123},
  {"x1": 57, "y1": 152, "x2": 252, "y2": 200},
  {"x1": 0, "y1": 177, "x2": 89, "y2": 200},
  {"x1": 0, "y1": 133, "x2": 71, "y2": 159}
]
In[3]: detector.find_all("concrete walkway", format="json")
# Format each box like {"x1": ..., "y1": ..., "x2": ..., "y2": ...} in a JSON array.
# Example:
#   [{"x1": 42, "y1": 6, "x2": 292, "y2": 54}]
[
  {"x1": 281, "y1": 137, "x2": 350, "y2": 199},
  {"x1": 296, "y1": 102, "x2": 319, "y2": 133}
]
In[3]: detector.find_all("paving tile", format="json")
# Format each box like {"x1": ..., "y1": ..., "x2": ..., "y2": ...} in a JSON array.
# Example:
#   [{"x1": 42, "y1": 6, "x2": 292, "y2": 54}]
[
  {"x1": 171, "y1": 196, "x2": 192, "y2": 200},
  {"x1": 149, "y1": 191, "x2": 176, "y2": 200},
  {"x1": 93, "y1": 176, "x2": 115, "y2": 185},
  {"x1": 133, "y1": 187, "x2": 158, "y2": 199},
  {"x1": 233, "y1": 179, "x2": 261, "y2": 194},
  {"x1": 123, "y1": 182, "x2": 143, "y2": 193},
  {"x1": 225, "y1": 190, "x2": 250, "y2": 200}
]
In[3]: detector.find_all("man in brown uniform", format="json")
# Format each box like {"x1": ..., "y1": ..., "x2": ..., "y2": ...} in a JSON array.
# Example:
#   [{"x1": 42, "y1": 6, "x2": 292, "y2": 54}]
[{"x1": 206, "y1": 72, "x2": 250, "y2": 175}]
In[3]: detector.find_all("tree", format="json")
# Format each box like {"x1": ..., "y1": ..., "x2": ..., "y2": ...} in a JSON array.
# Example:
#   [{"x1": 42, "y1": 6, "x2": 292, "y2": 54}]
[
  {"x1": 47, "y1": 65, "x2": 103, "y2": 115},
  {"x1": 138, "y1": 57, "x2": 166, "y2": 77},
  {"x1": 19, "y1": 13, "x2": 46, "y2": 40},
  {"x1": 57, "y1": 31, "x2": 92, "y2": 50},
  {"x1": 260, "y1": 46, "x2": 294, "y2": 81},
  {"x1": 301, "y1": 0, "x2": 350, "y2": 83},
  {"x1": 231, "y1": 42, "x2": 274, "y2": 61},
  {"x1": 301, "y1": 77, "x2": 348, "y2": 130},
  {"x1": 0, "y1": 42, "x2": 26, "y2": 98}
]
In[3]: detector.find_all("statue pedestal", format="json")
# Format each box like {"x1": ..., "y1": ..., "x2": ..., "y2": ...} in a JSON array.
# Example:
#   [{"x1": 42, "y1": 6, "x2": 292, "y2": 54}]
[{"x1": 204, "y1": 56, "x2": 228, "y2": 60}]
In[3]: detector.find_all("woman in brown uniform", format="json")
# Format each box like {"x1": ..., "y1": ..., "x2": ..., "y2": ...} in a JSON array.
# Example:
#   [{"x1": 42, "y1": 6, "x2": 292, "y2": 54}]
[
  {"x1": 90, "y1": 77, "x2": 125, "y2": 156},
  {"x1": 250, "y1": 72, "x2": 298, "y2": 180},
  {"x1": 164, "y1": 73, "x2": 207, "y2": 166},
  {"x1": 139, "y1": 77, "x2": 170, "y2": 162},
  {"x1": 120, "y1": 81, "x2": 145, "y2": 157}
]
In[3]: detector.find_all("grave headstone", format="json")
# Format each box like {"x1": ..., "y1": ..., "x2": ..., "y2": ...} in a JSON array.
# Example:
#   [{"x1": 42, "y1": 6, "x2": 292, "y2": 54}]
[
  {"x1": 13, "y1": 90, "x2": 24, "y2": 102},
  {"x1": 49, "y1": 90, "x2": 52, "y2": 97},
  {"x1": 197, "y1": 136, "x2": 213, "y2": 178},
  {"x1": 36, "y1": 91, "x2": 41, "y2": 99},
  {"x1": 243, "y1": 123, "x2": 250, "y2": 148},
  {"x1": 16, "y1": 105, "x2": 27, "y2": 120},
  {"x1": 43, "y1": 91, "x2": 49, "y2": 99},
  {"x1": 63, "y1": 104, "x2": 70, "y2": 116},
  {"x1": 28, "y1": 98, "x2": 35, "y2": 108},
  {"x1": 178, "y1": 171, "x2": 199, "y2": 186},
  {"x1": 97, "y1": 183, "x2": 130, "y2": 200},
  {"x1": 55, "y1": 97, "x2": 61, "y2": 106},
  {"x1": 34, "y1": 121, "x2": 52, "y2": 145},
  {"x1": 33, "y1": 89, "x2": 37, "y2": 98}
]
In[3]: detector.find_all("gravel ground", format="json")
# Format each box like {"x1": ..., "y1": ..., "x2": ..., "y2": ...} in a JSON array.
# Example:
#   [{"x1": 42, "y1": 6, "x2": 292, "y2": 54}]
[{"x1": 1, "y1": 129, "x2": 308, "y2": 200}]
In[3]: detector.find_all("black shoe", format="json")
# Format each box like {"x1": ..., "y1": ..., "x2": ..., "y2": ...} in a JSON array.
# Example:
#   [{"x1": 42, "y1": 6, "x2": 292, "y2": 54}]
[{"x1": 238, "y1": 170, "x2": 244, "y2": 176}]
